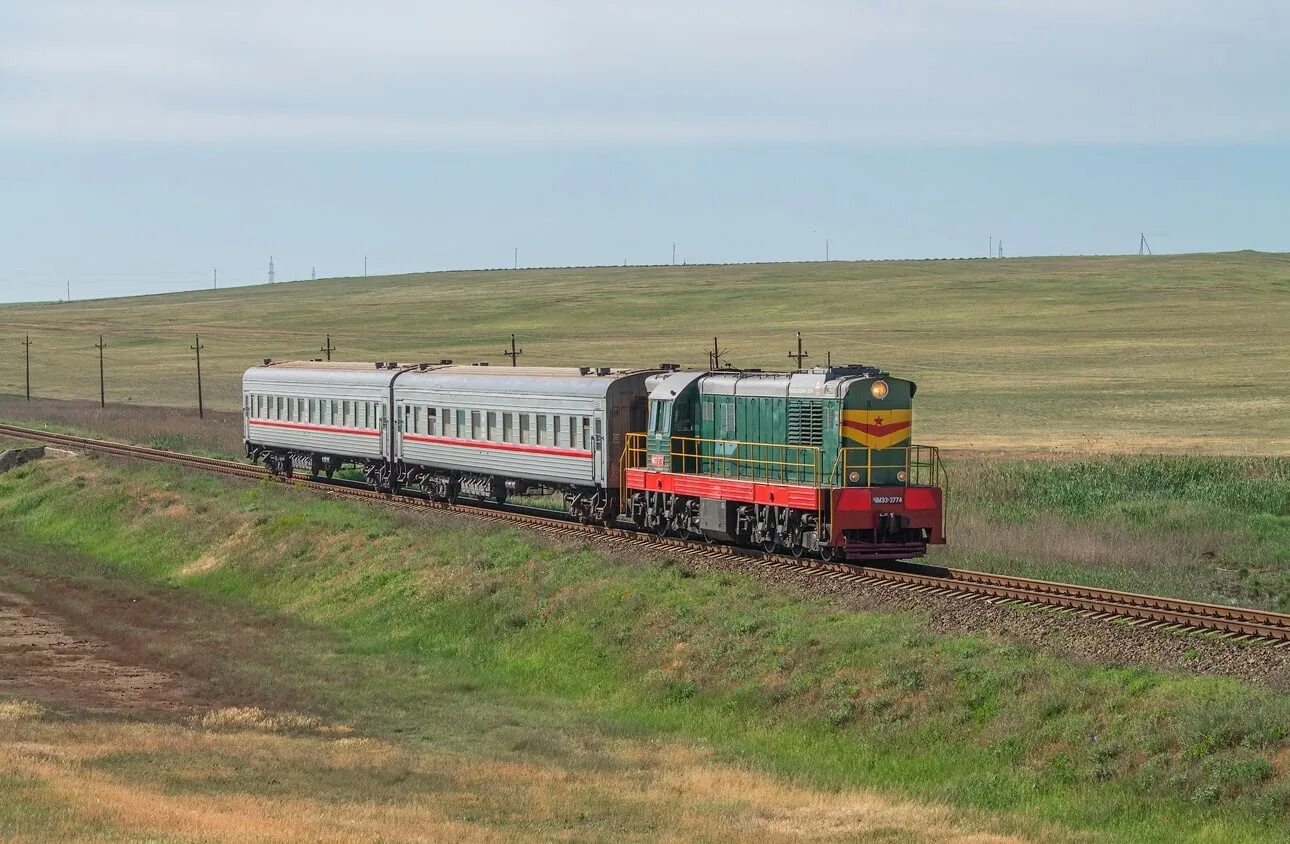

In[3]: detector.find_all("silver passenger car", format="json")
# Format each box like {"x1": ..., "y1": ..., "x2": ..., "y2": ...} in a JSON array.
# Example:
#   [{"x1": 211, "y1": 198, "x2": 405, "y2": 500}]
[
  {"x1": 243, "y1": 361, "x2": 657, "y2": 508},
  {"x1": 394, "y1": 366, "x2": 655, "y2": 491},
  {"x1": 243, "y1": 361, "x2": 400, "y2": 473}
]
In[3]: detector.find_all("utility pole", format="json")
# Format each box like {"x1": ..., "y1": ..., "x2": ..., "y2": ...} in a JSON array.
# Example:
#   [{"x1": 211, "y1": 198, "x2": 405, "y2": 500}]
[
  {"x1": 320, "y1": 334, "x2": 337, "y2": 362},
  {"x1": 94, "y1": 335, "x2": 107, "y2": 408},
  {"x1": 503, "y1": 333, "x2": 523, "y2": 366},
  {"x1": 825, "y1": 238, "x2": 829, "y2": 261},
  {"x1": 66, "y1": 281, "x2": 71, "y2": 302},
  {"x1": 1139, "y1": 233, "x2": 1152, "y2": 256},
  {"x1": 672, "y1": 242, "x2": 676, "y2": 265},
  {"x1": 787, "y1": 331, "x2": 809, "y2": 370},
  {"x1": 989, "y1": 236, "x2": 992, "y2": 259},
  {"x1": 190, "y1": 334, "x2": 205, "y2": 418},
  {"x1": 706, "y1": 336, "x2": 730, "y2": 370},
  {"x1": 999, "y1": 240, "x2": 1004, "y2": 259},
  {"x1": 213, "y1": 268, "x2": 218, "y2": 290},
  {"x1": 513, "y1": 248, "x2": 518, "y2": 270},
  {"x1": 364, "y1": 255, "x2": 368, "y2": 277},
  {"x1": 312, "y1": 266, "x2": 316, "y2": 280},
  {"x1": 826, "y1": 350, "x2": 832, "y2": 367},
  {"x1": 21, "y1": 334, "x2": 32, "y2": 400},
  {"x1": 268, "y1": 256, "x2": 275, "y2": 283}
]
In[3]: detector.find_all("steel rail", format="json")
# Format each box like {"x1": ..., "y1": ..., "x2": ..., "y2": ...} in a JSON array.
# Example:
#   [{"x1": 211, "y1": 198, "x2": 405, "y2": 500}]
[{"x1": 3, "y1": 422, "x2": 1288, "y2": 646}]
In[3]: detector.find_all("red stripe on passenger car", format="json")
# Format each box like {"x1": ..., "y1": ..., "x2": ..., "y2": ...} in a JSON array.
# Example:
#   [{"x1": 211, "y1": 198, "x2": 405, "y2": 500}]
[
  {"x1": 402, "y1": 433, "x2": 592, "y2": 459},
  {"x1": 249, "y1": 419, "x2": 380, "y2": 436}
]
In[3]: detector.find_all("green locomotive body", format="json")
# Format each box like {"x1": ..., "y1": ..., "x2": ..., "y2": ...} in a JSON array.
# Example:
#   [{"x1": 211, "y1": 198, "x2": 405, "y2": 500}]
[{"x1": 626, "y1": 365, "x2": 943, "y2": 561}]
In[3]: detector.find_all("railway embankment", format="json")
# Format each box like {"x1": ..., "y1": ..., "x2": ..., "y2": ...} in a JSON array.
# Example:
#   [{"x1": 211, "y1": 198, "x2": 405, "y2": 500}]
[{"x1": 1, "y1": 455, "x2": 1288, "y2": 841}]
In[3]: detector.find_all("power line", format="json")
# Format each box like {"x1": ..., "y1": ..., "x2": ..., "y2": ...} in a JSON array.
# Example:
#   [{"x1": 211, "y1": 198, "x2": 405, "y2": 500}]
[
  {"x1": 94, "y1": 335, "x2": 107, "y2": 408},
  {"x1": 787, "y1": 331, "x2": 809, "y2": 369},
  {"x1": 706, "y1": 336, "x2": 730, "y2": 369},
  {"x1": 503, "y1": 333, "x2": 523, "y2": 366},
  {"x1": 190, "y1": 334, "x2": 205, "y2": 418},
  {"x1": 21, "y1": 333, "x2": 32, "y2": 400}
]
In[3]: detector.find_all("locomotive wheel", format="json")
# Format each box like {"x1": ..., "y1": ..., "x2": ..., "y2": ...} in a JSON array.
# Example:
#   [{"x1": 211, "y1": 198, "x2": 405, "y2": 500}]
[
  {"x1": 821, "y1": 546, "x2": 844, "y2": 562},
  {"x1": 760, "y1": 536, "x2": 776, "y2": 554},
  {"x1": 789, "y1": 542, "x2": 807, "y2": 559}
]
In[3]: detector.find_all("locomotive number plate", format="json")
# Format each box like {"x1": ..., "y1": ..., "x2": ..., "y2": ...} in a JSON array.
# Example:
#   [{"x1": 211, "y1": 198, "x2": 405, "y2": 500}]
[{"x1": 872, "y1": 495, "x2": 904, "y2": 505}]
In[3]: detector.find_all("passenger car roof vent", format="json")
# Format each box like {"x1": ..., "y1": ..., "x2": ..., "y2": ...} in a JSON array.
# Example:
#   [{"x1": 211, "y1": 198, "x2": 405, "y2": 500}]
[
  {"x1": 375, "y1": 362, "x2": 385, "y2": 369},
  {"x1": 660, "y1": 362, "x2": 681, "y2": 371},
  {"x1": 579, "y1": 366, "x2": 591, "y2": 375},
  {"x1": 596, "y1": 367, "x2": 611, "y2": 376}
]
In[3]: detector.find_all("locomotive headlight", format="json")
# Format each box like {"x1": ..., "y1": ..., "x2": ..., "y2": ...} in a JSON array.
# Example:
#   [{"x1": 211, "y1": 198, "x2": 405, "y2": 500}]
[
  {"x1": 896, "y1": 470, "x2": 907, "y2": 482},
  {"x1": 848, "y1": 470, "x2": 861, "y2": 483},
  {"x1": 870, "y1": 380, "x2": 889, "y2": 399}
]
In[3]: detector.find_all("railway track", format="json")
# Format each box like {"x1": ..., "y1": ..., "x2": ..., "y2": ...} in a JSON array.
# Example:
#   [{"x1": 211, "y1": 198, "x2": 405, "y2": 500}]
[{"x1": 5, "y1": 422, "x2": 1289, "y2": 648}]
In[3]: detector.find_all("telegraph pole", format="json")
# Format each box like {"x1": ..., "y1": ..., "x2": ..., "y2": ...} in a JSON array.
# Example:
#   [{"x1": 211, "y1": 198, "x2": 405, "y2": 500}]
[
  {"x1": 825, "y1": 238, "x2": 829, "y2": 261},
  {"x1": 364, "y1": 255, "x2": 368, "y2": 277},
  {"x1": 320, "y1": 334, "x2": 337, "y2": 362},
  {"x1": 213, "y1": 268, "x2": 218, "y2": 290},
  {"x1": 672, "y1": 242, "x2": 676, "y2": 265},
  {"x1": 513, "y1": 248, "x2": 518, "y2": 270},
  {"x1": 21, "y1": 334, "x2": 32, "y2": 400},
  {"x1": 268, "y1": 256, "x2": 275, "y2": 283},
  {"x1": 95, "y1": 335, "x2": 107, "y2": 408},
  {"x1": 503, "y1": 334, "x2": 523, "y2": 366},
  {"x1": 706, "y1": 336, "x2": 730, "y2": 369},
  {"x1": 787, "y1": 331, "x2": 809, "y2": 370},
  {"x1": 190, "y1": 334, "x2": 205, "y2": 418}
]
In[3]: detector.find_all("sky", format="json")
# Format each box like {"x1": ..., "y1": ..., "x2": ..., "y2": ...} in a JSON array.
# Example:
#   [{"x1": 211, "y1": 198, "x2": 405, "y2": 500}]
[{"x1": 2, "y1": 1, "x2": 1289, "y2": 301}]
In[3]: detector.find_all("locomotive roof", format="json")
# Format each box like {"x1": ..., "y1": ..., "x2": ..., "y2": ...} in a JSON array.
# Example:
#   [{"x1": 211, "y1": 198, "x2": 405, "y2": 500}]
[{"x1": 646, "y1": 365, "x2": 901, "y2": 401}]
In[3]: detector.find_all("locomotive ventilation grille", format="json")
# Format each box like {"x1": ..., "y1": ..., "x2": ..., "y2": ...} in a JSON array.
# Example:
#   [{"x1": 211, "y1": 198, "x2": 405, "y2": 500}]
[{"x1": 787, "y1": 401, "x2": 824, "y2": 447}]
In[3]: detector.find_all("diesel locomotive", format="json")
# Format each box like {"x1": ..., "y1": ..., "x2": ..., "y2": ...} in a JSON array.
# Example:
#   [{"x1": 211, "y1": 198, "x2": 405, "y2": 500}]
[{"x1": 242, "y1": 360, "x2": 944, "y2": 561}]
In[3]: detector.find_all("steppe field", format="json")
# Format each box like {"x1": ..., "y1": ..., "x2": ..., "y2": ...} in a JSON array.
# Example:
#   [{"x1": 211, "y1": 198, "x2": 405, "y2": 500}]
[
  {"x1": 0, "y1": 251, "x2": 1287, "y2": 453},
  {"x1": 1, "y1": 253, "x2": 1289, "y2": 842}
]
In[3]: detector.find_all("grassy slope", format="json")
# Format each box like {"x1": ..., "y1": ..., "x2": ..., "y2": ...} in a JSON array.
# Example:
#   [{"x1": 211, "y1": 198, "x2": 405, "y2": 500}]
[
  {"x1": 943, "y1": 455, "x2": 1290, "y2": 611},
  {"x1": 1, "y1": 252, "x2": 1288, "y2": 453},
  {"x1": 1, "y1": 457, "x2": 1287, "y2": 841}
]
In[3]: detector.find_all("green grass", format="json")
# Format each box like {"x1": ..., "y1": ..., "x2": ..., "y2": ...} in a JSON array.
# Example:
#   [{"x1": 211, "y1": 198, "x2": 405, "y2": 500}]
[
  {"x1": 1, "y1": 251, "x2": 1288, "y2": 453},
  {"x1": 937, "y1": 455, "x2": 1290, "y2": 610},
  {"x1": 1, "y1": 457, "x2": 1288, "y2": 841}
]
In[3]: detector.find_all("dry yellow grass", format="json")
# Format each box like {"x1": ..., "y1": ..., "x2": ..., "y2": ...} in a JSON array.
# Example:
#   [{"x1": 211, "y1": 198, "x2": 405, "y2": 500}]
[
  {"x1": 0, "y1": 714, "x2": 1037, "y2": 843},
  {"x1": 1, "y1": 251, "x2": 1287, "y2": 454}
]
